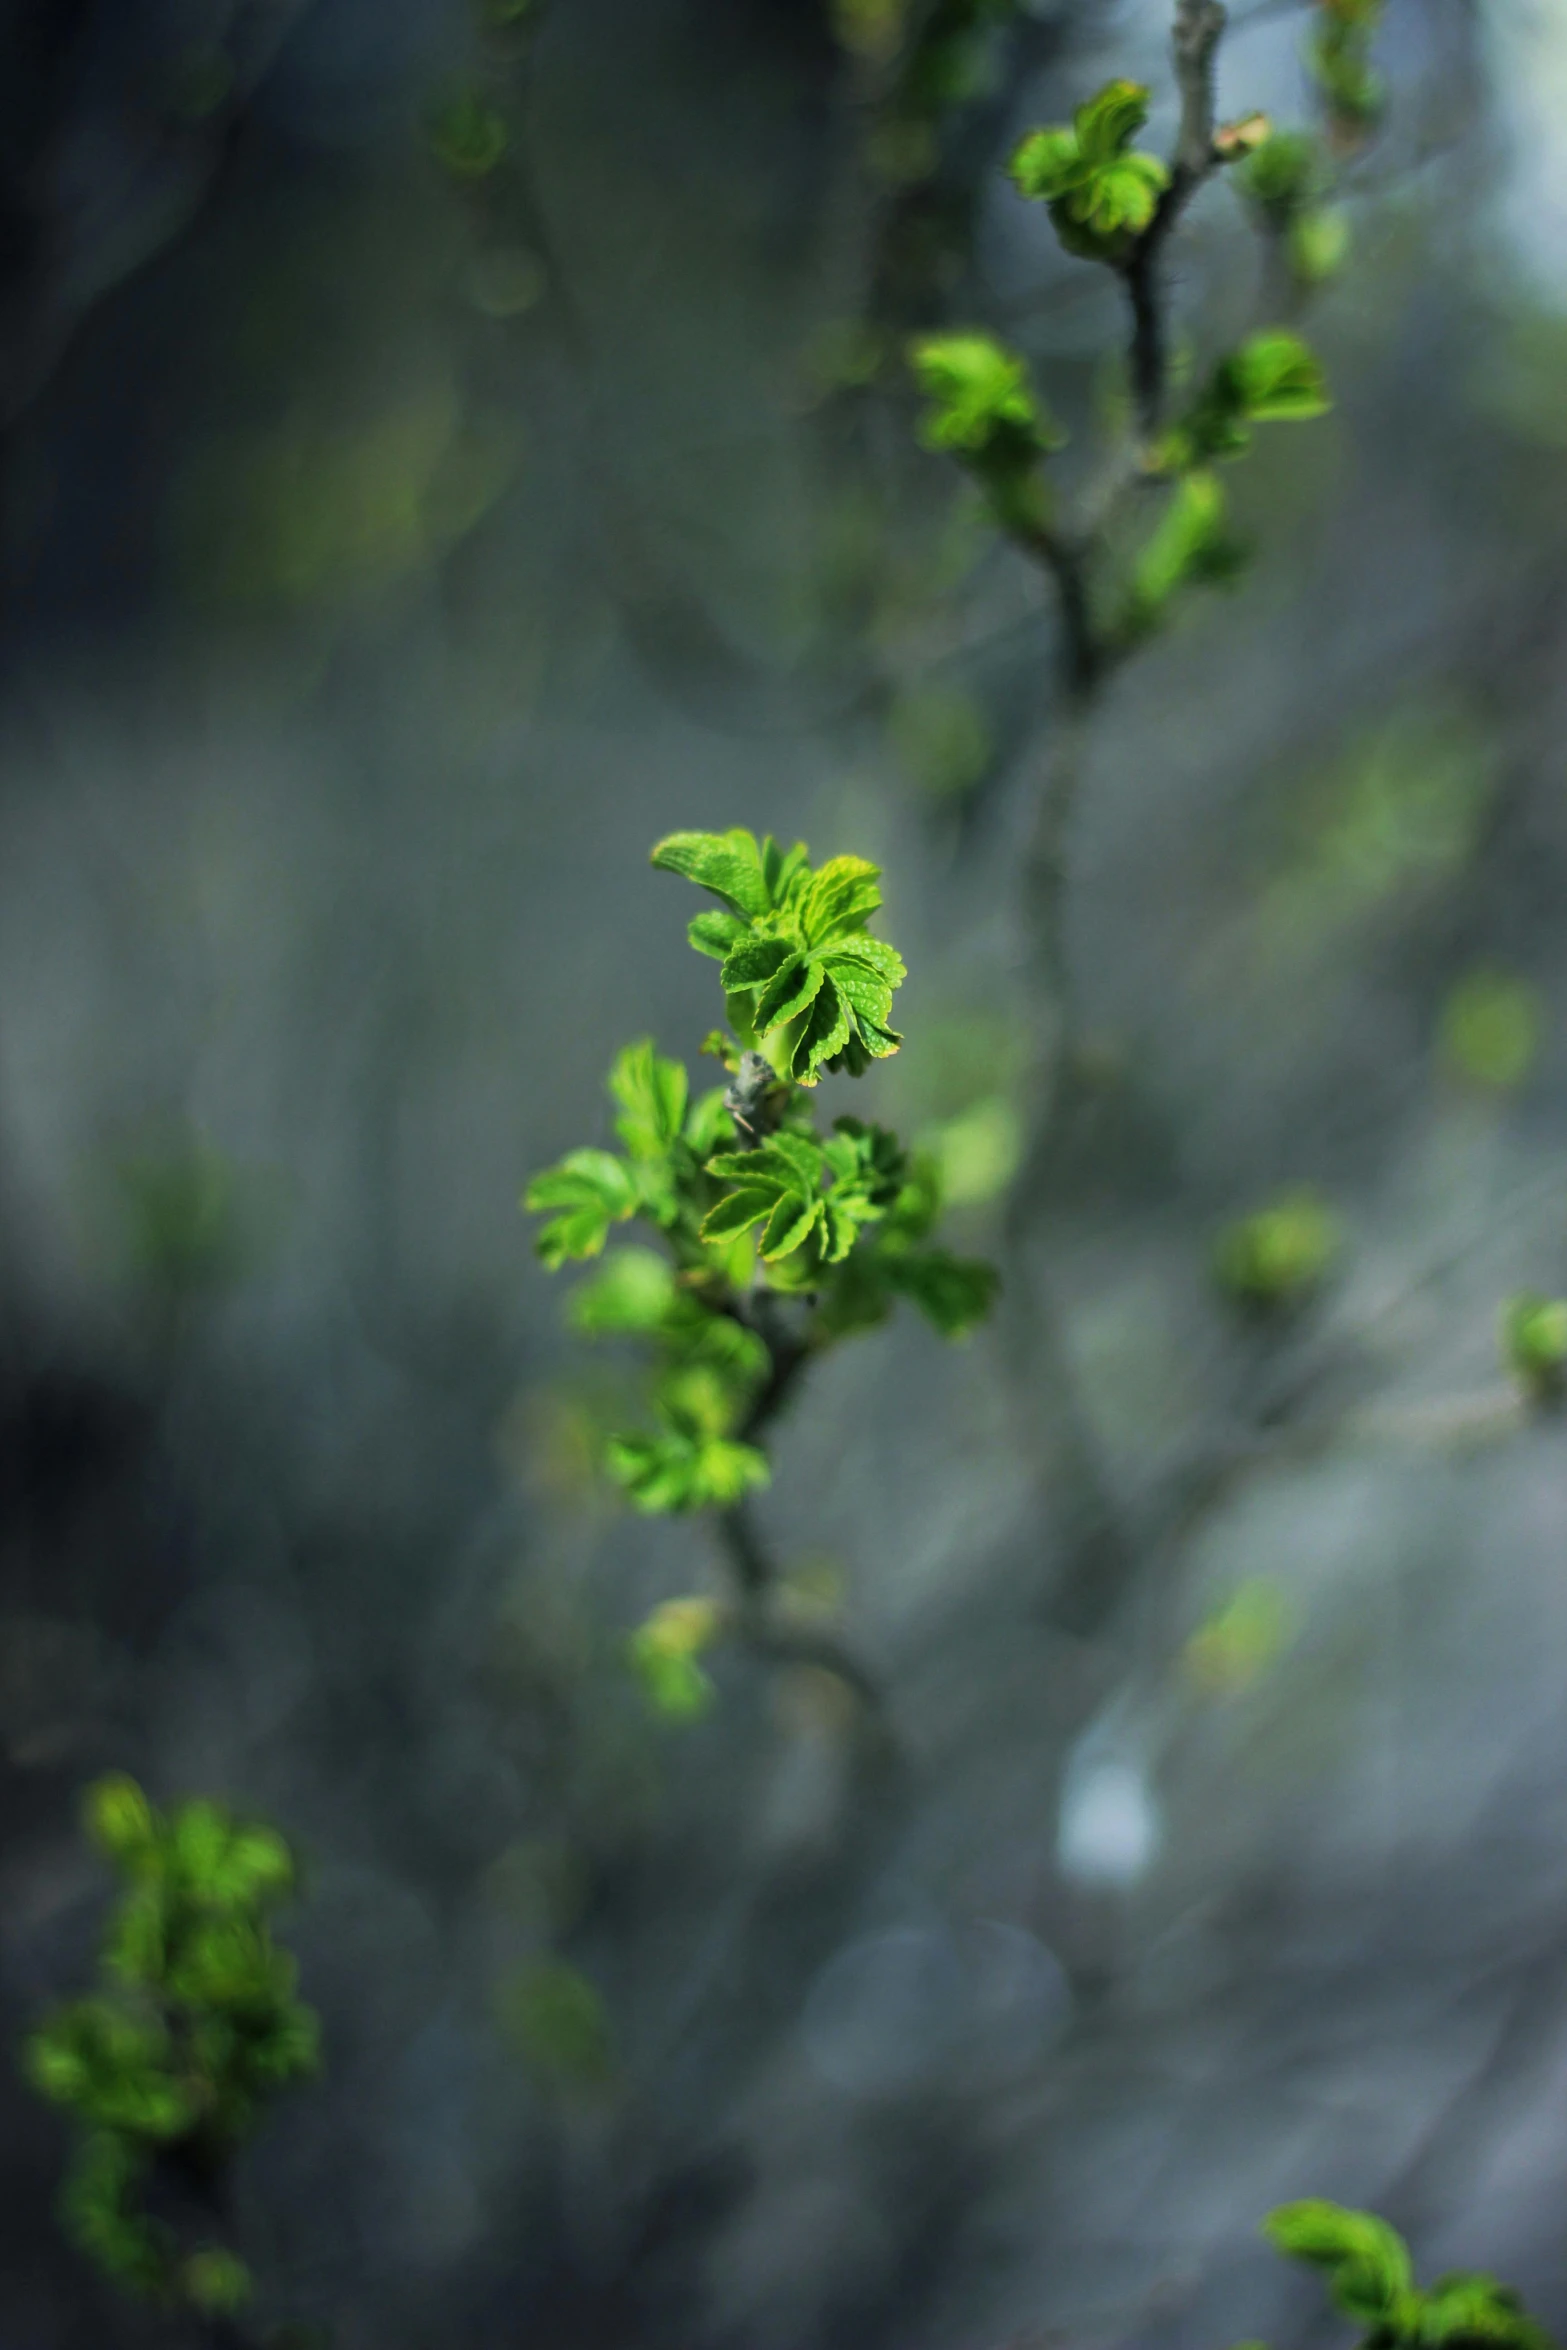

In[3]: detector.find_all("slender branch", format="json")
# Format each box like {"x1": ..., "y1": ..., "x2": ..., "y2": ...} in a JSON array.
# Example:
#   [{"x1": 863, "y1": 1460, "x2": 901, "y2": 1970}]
[
  {"x1": 1124, "y1": 0, "x2": 1228, "y2": 439},
  {"x1": 712, "y1": 1286, "x2": 896, "y2": 1730}
]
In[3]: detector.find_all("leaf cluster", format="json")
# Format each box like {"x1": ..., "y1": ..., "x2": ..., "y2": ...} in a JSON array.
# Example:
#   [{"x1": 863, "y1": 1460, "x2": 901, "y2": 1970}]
[
  {"x1": 23, "y1": 1776, "x2": 318, "y2": 2311},
  {"x1": 1009, "y1": 81, "x2": 1170, "y2": 266},
  {"x1": 652, "y1": 828, "x2": 907, "y2": 1084},
  {"x1": 1264, "y1": 2201, "x2": 1552, "y2": 2350},
  {"x1": 524, "y1": 837, "x2": 996, "y2": 1531},
  {"x1": 910, "y1": 334, "x2": 1062, "y2": 537}
]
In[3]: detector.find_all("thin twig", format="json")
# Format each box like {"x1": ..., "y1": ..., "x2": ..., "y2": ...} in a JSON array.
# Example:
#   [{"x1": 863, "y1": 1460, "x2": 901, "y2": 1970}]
[
  {"x1": 712, "y1": 1294, "x2": 897, "y2": 1730},
  {"x1": 1124, "y1": 0, "x2": 1228, "y2": 440}
]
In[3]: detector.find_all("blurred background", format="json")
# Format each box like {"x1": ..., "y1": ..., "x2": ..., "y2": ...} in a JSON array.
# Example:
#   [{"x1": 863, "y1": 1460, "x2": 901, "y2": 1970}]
[{"x1": 4, "y1": 0, "x2": 1567, "y2": 2343}]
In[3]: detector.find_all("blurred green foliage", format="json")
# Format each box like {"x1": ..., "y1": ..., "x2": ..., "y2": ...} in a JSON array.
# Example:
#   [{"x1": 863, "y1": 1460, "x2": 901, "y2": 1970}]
[
  {"x1": 1213, "y1": 1189, "x2": 1341, "y2": 1312},
  {"x1": 428, "y1": 88, "x2": 510, "y2": 180},
  {"x1": 494, "y1": 1960, "x2": 615, "y2": 2091},
  {"x1": 1264, "y1": 2199, "x2": 1550, "y2": 2349},
  {"x1": 1264, "y1": 706, "x2": 1494, "y2": 951},
  {"x1": 1307, "y1": 0, "x2": 1386, "y2": 145},
  {"x1": 888, "y1": 682, "x2": 994, "y2": 804},
  {"x1": 1499, "y1": 1293, "x2": 1567, "y2": 1405},
  {"x1": 111, "y1": 1126, "x2": 281, "y2": 1308},
  {"x1": 1439, "y1": 970, "x2": 1543, "y2": 1092},
  {"x1": 179, "y1": 385, "x2": 516, "y2": 615},
  {"x1": 23, "y1": 1776, "x2": 318, "y2": 2312},
  {"x1": 628, "y1": 1596, "x2": 723, "y2": 1721},
  {"x1": 1185, "y1": 1580, "x2": 1297, "y2": 1696}
]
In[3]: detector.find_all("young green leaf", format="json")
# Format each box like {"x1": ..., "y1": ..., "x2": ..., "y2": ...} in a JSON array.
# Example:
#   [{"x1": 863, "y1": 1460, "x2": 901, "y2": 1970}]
[
  {"x1": 649, "y1": 829, "x2": 776, "y2": 917},
  {"x1": 606, "y1": 1430, "x2": 769, "y2": 1512},
  {"x1": 1010, "y1": 84, "x2": 1170, "y2": 264},
  {"x1": 1226, "y1": 330, "x2": 1332, "y2": 421},
  {"x1": 1163, "y1": 333, "x2": 1331, "y2": 469},
  {"x1": 1420, "y1": 2275, "x2": 1553, "y2": 2350},
  {"x1": 609, "y1": 1039, "x2": 688, "y2": 1160},
  {"x1": 911, "y1": 334, "x2": 1061, "y2": 464},
  {"x1": 525, "y1": 1149, "x2": 639, "y2": 1268},
  {"x1": 1124, "y1": 469, "x2": 1246, "y2": 634},
  {"x1": 83, "y1": 1776, "x2": 158, "y2": 1866},
  {"x1": 1074, "y1": 78, "x2": 1151, "y2": 163},
  {"x1": 1263, "y1": 2201, "x2": 1416, "y2": 2328}
]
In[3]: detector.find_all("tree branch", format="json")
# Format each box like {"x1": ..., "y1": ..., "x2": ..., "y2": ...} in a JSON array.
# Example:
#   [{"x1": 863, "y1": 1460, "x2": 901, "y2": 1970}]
[{"x1": 1124, "y1": 0, "x2": 1228, "y2": 439}]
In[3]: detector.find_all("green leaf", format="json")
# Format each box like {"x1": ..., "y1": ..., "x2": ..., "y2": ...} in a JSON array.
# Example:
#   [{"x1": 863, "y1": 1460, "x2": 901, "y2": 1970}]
[
  {"x1": 798, "y1": 856, "x2": 883, "y2": 946},
  {"x1": 209, "y1": 1824, "x2": 294, "y2": 1906},
  {"x1": 1008, "y1": 126, "x2": 1082, "y2": 202},
  {"x1": 1010, "y1": 99, "x2": 1169, "y2": 263},
  {"x1": 883, "y1": 1248, "x2": 998, "y2": 1337},
  {"x1": 171, "y1": 1798, "x2": 232, "y2": 1888},
  {"x1": 1073, "y1": 78, "x2": 1151, "y2": 162},
  {"x1": 61, "y1": 2133, "x2": 170, "y2": 2299},
  {"x1": 606, "y1": 1430, "x2": 769, "y2": 1512},
  {"x1": 608, "y1": 1039, "x2": 688, "y2": 1160},
  {"x1": 1163, "y1": 333, "x2": 1330, "y2": 469},
  {"x1": 760, "y1": 1193, "x2": 822, "y2": 1261},
  {"x1": 83, "y1": 1775, "x2": 158, "y2": 1867},
  {"x1": 1126, "y1": 470, "x2": 1246, "y2": 629},
  {"x1": 525, "y1": 1149, "x2": 639, "y2": 1268},
  {"x1": 1075, "y1": 151, "x2": 1167, "y2": 239},
  {"x1": 1224, "y1": 330, "x2": 1331, "y2": 421},
  {"x1": 781, "y1": 979, "x2": 853, "y2": 1083},
  {"x1": 1421, "y1": 2275, "x2": 1551, "y2": 2350},
  {"x1": 755, "y1": 950, "x2": 825, "y2": 1033},
  {"x1": 1263, "y1": 2202, "x2": 1416, "y2": 2327},
  {"x1": 700, "y1": 1185, "x2": 778, "y2": 1244},
  {"x1": 567, "y1": 1247, "x2": 679, "y2": 1335},
  {"x1": 103, "y1": 1885, "x2": 166, "y2": 1985},
  {"x1": 650, "y1": 829, "x2": 771, "y2": 916},
  {"x1": 722, "y1": 935, "x2": 793, "y2": 991},
  {"x1": 911, "y1": 334, "x2": 1060, "y2": 462},
  {"x1": 631, "y1": 1642, "x2": 716, "y2": 1721},
  {"x1": 244, "y1": 2003, "x2": 321, "y2": 2085},
  {"x1": 689, "y1": 909, "x2": 748, "y2": 960}
]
